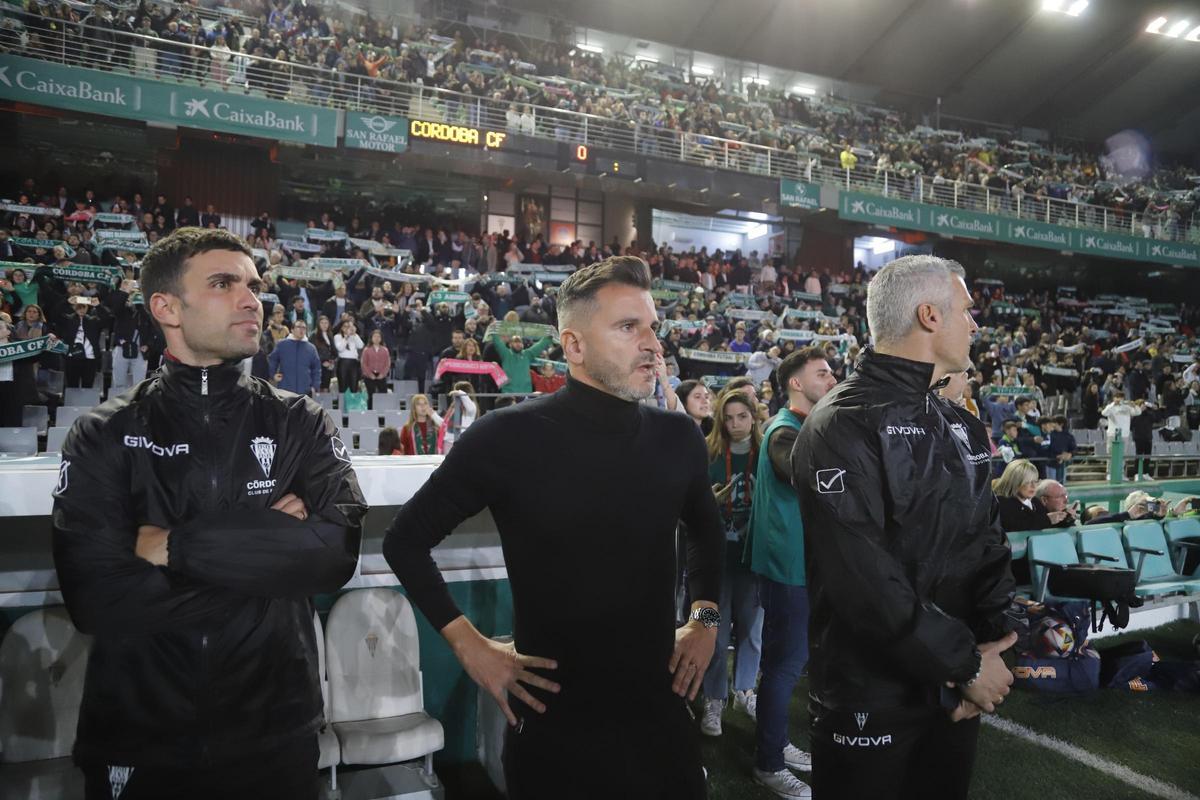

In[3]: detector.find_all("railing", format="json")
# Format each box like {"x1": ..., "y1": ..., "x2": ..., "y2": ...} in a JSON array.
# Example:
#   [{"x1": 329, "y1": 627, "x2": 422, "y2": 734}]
[{"x1": 2, "y1": 5, "x2": 1197, "y2": 244}]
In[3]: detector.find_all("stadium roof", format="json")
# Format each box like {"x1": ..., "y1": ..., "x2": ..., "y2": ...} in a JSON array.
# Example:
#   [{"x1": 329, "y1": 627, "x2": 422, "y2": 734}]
[{"x1": 510, "y1": 0, "x2": 1200, "y2": 156}]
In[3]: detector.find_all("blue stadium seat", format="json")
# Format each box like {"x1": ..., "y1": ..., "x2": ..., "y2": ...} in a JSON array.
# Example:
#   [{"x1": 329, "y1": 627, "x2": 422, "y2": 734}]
[
  {"x1": 1122, "y1": 521, "x2": 1200, "y2": 597},
  {"x1": 62, "y1": 387, "x2": 101, "y2": 408},
  {"x1": 1027, "y1": 531, "x2": 1082, "y2": 602},
  {"x1": 45, "y1": 427, "x2": 70, "y2": 455},
  {"x1": 1163, "y1": 517, "x2": 1200, "y2": 577}
]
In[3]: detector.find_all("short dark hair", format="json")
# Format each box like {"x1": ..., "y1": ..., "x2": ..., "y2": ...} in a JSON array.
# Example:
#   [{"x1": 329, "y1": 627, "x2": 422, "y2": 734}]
[
  {"x1": 721, "y1": 376, "x2": 755, "y2": 398},
  {"x1": 558, "y1": 255, "x2": 651, "y2": 328},
  {"x1": 377, "y1": 426, "x2": 401, "y2": 455},
  {"x1": 140, "y1": 227, "x2": 252, "y2": 303},
  {"x1": 775, "y1": 346, "x2": 827, "y2": 396}
]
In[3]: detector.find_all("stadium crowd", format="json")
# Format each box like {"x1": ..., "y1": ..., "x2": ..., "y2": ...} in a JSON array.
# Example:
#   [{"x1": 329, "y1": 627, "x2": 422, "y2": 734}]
[
  {"x1": 4, "y1": 0, "x2": 1200, "y2": 239},
  {"x1": 3, "y1": 183, "x2": 1199, "y2": 463}
]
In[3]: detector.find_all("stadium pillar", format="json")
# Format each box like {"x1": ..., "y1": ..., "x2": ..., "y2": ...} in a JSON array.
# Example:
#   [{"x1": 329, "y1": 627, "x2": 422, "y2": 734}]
[
  {"x1": 1108, "y1": 431, "x2": 1124, "y2": 485},
  {"x1": 633, "y1": 199, "x2": 654, "y2": 252}
]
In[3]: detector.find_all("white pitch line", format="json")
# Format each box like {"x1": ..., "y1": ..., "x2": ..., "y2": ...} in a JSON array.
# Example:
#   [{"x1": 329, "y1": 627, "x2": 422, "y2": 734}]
[{"x1": 983, "y1": 715, "x2": 1200, "y2": 800}]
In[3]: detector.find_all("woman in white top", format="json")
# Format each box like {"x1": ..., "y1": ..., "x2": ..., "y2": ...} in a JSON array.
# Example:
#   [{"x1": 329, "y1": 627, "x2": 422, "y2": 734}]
[
  {"x1": 333, "y1": 317, "x2": 365, "y2": 392},
  {"x1": 210, "y1": 35, "x2": 232, "y2": 85}
]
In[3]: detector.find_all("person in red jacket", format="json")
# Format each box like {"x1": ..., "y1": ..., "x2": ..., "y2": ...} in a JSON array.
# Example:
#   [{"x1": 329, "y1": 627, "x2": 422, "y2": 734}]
[{"x1": 531, "y1": 359, "x2": 566, "y2": 393}]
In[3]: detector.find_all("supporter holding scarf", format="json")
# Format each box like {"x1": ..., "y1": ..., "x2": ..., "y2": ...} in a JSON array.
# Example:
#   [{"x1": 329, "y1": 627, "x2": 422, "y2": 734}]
[{"x1": 400, "y1": 393, "x2": 444, "y2": 455}]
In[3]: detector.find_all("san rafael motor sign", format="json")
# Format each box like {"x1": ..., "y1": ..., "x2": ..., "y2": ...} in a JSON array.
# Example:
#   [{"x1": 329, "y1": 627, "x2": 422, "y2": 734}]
[
  {"x1": 0, "y1": 54, "x2": 337, "y2": 147},
  {"x1": 344, "y1": 113, "x2": 409, "y2": 153},
  {"x1": 780, "y1": 179, "x2": 822, "y2": 210},
  {"x1": 838, "y1": 190, "x2": 1200, "y2": 268}
]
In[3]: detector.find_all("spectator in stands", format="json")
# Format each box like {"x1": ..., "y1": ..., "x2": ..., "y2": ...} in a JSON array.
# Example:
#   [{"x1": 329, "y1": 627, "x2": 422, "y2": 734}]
[
  {"x1": 360, "y1": 328, "x2": 391, "y2": 396},
  {"x1": 266, "y1": 303, "x2": 290, "y2": 342},
  {"x1": 0, "y1": 318, "x2": 37, "y2": 427},
  {"x1": 322, "y1": 283, "x2": 352, "y2": 326},
  {"x1": 531, "y1": 359, "x2": 566, "y2": 394},
  {"x1": 109, "y1": 280, "x2": 153, "y2": 394},
  {"x1": 699, "y1": 391, "x2": 763, "y2": 739},
  {"x1": 1081, "y1": 381, "x2": 1102, "y2": 429},
  {"x1": 441, "y1": 382, "x2": 478, "y2": 453},
  {"x1": 1045, "y1": 415, "x2": 1076, "y2": 483},
  {"x1": 310, "y1": 314, "x2": 336, "y2": 390},
  {"x1": 56, "y1": 295, "x2": 109, "y2": 389},
  {"x1": 333, "y1": 316, "x2": 364, "y2": 392},
  {"x1": 15, "y1": 302, "x2": 48, "y2": 342},
  {"x1": 267, "y1": 318, "x2": 321, "y2": 396},
  {"x1": 1033, "y1": 480, "x2": 1078, "y2": 528},
  {"x1": 676, "y1": 379, "x2": 714, "y2": 435},
  {"x1": 493, "y1": 331, "x2": 553, "y2": 394},
  {"x1": 399, "y1": 393, "x2": 443, "y2": 455},
  {"x1": 0, "y1": 266, "x2": 38, "y2": 311},
  {"x1": 994, "y1": 459, "x2": 1054, "y2": 532},
  {"x1": 1085, "y1": 491, "x2": 1196, "y2": 526},
  {"x1": 744, "y1": 346, "x2": 836, "y2": 794},
  {"x1": 378, "y1": 425, "x2": 403, "y2": 455}
]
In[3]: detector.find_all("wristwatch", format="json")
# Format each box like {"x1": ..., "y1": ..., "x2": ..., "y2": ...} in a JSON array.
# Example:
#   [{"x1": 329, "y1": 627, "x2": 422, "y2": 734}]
[
  {"x1": 962, "y1": 648, "x2": 983, "y2": 688},
  {"x1": 690, "y1": 607, "x2": 721, "y2": 628}
]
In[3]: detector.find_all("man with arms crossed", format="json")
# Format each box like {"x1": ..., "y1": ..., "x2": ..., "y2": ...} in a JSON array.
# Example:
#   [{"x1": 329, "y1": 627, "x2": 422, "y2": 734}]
[
  {"x1": 53, "y1": 228, "x2": 366, "y2": 799},
  {"x1": 794, "y1": 255, "x2": 1017, "y2": 799},
  {"x1": 383, "y1": 256, "x2": 725, "y2": 798}
]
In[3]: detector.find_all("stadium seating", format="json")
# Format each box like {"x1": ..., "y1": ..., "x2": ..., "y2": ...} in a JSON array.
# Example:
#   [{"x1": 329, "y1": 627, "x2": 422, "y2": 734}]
[
  {"x1": 62, "y1": 388, "x2": 101, "y2": 408},
  {"x1": 1164, "y1": 518, "x2": 1200, "y2": 576},
  {"x1": 52, "y1": 407, "x2": 89, "y2": 432},
  {"x1": 44, "y1": 427, "x2": 70, "y2": 455},
  {"x1": 21, "y1": 405, "x2": 48, "y2": 437},
  {"x1": 313, "y1": 612, "x2": 341, "y2": 786},
  {"x1": 0, "y1": 427, "x2": 38, "y2": 456},
  {"x1": 0, "y1": 607, "x2": 90, "y2": 800},
  {"x1": 325, "y1": 589, "x2": 444, "y2": 781},
  {"x1": 1027, "y1": 531, "x2": 1083, "y2": 602},
  {"x1": 1122, "y1": 521, "x2": 1200, "y2": 595}
]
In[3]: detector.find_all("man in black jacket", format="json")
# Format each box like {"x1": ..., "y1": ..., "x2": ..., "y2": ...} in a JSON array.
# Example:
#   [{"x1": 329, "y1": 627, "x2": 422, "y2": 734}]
[
  {"x1": 793, "y1": 255, "x2": 1017, "y2": 800},
  {"x1": 52, "y1": 227, "x2": 366, "y2": 800},
  {"x1": 56, "y1": 295, "x2": 111, "y2": 389}
]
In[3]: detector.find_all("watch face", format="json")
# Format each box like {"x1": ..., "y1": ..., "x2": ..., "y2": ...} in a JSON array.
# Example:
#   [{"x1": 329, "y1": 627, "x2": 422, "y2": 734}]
[{"x1": 697, "y1": 607, "x2": 721, "y2": 628}]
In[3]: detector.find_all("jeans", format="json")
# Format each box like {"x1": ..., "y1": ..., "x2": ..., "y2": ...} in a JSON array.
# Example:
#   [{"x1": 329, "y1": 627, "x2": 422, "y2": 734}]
[
  {"x1": 701, "y1": 547, "x2": 763, "y2": 702},
  {"x1": 754, "y1": 579, "x2": 809, "y2": 772},
  {"x1": 110, "y1": 350, "x2": 146, "y2": 393}
]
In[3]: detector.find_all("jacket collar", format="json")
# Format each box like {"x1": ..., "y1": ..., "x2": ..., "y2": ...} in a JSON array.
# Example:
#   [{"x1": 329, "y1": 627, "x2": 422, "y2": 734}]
[
  {"x1": 160, "y1": 352, "x2": 248, "y2": 400},
  {"x1": 854, "y1": 348, "x2": 938, "y2": 395},
  {"x1": 561, "y1": 375, "x2": 642, "y2": 434}
]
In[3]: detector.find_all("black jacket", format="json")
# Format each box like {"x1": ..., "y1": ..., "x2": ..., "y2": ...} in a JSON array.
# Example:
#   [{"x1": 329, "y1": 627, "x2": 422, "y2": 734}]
[
  {"x1": 997, "y1": 495, "x2": 1053, "y2": 533},
  {"x1": 793, "y1": 350, "x2": 1015, "y2": 711},
  {"x1": 52, "y1": 358, "x2": 366, "y2": 768},
  {"x1": 55, "y1": 308, "x2": 111, "y2": 359}
]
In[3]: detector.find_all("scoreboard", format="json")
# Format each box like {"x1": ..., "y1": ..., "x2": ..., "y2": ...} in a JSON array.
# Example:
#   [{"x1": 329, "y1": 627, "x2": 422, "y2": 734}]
[{"x1": 558, "y1": 143, "x2": 641, "y2": 179}]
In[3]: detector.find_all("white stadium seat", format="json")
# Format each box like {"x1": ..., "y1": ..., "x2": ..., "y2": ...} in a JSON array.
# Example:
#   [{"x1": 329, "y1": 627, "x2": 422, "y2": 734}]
[
  {"x1": 325, "y1": 589, "x2": 444, "y2": 781},
  {"x1": 0, "y1": 607, "x2": 91, "y2": 799},
  {"x1": 313, "y1": 612, "x2": 341, "y2": 786}
]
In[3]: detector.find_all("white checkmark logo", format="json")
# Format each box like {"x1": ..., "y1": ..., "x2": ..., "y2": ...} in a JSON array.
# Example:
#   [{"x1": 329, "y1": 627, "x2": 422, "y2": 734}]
[{"x1": 816, "y1": 468, "x2": 846, "y2": 494}]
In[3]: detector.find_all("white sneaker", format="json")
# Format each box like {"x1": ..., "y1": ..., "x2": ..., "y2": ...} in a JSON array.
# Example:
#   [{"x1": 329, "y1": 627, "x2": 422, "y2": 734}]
[
  {"x1": 732, "y1": 689, "x2": 757, "y2": 720},
  {"x1": 700, "y1": 697, "x2": 723, "y2": 737},
  {"x1": 783, "y1": 743, "x2": 812, "y2": 772},
  {"x1": 754, "y1": 767, "x2": 812, "y2": 799}
]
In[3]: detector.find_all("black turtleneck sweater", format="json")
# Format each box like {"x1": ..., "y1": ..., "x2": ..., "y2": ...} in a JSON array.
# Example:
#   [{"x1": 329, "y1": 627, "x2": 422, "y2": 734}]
[{"x1": 383, "y1": 376, "x2": 724, "y2": 716}]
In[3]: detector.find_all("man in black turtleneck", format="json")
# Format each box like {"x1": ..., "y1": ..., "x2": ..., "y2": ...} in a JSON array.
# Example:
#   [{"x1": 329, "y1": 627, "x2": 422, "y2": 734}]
[
  {"x1": 383, "y1": 256, "x2": 724, "y2": 799},
  {"x1": 52, "y1": 228, "x2": 366, "y2": 800}
]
